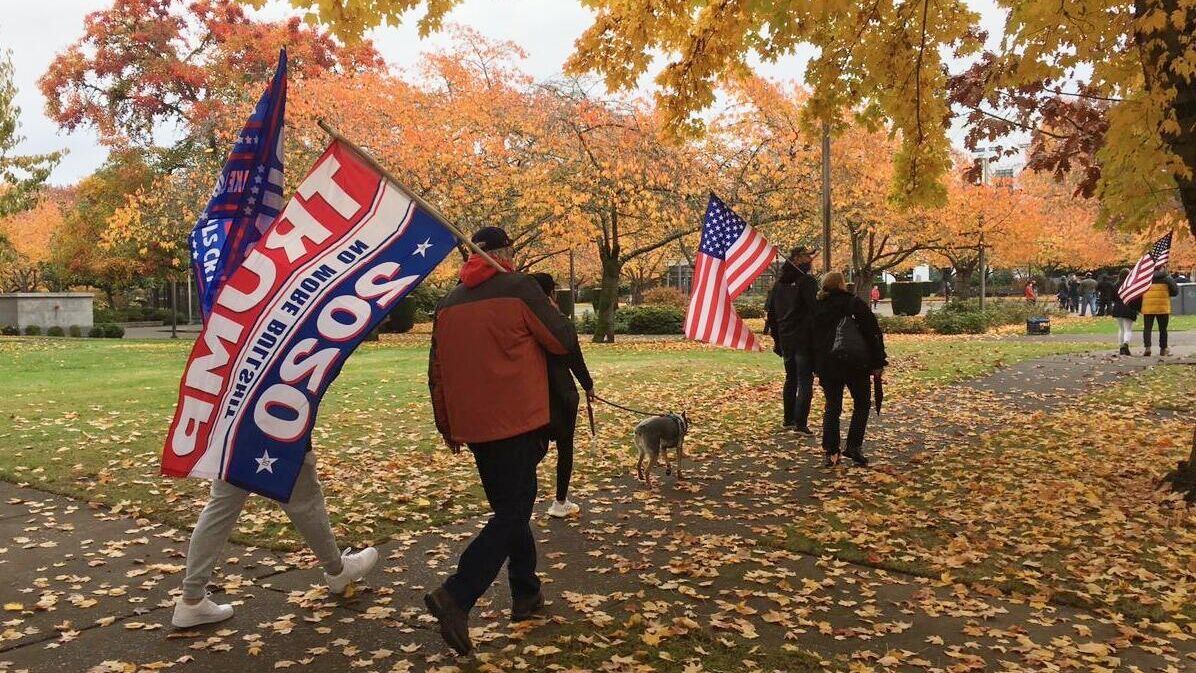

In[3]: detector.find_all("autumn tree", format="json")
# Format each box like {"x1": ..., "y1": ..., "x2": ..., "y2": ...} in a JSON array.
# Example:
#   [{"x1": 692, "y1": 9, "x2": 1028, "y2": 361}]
[
  {"x1": 40, "y1": 0, "x2": 382, "y2": 156},
  {"x1": 1, "y1": 49, "x2": 62, "y2": 218},
  {"x1": 0, "y1": 188, "x2": 73, "y2": 292},
  {"x1": 538, "y1": 83, "x2": 707, "y2": 343}
]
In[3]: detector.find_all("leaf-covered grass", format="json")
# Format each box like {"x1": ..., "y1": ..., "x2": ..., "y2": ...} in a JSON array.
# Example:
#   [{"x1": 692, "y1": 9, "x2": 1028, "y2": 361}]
[
  {"x1": 1048, "y1": 313, "x2": 1196, "y2": 335},
  {"x1": 770, "y1": 364, "x2": 1196, "y2": 622},
  {"x1": 0, "y1": 335, "x2": 1096, "y2": 548}
]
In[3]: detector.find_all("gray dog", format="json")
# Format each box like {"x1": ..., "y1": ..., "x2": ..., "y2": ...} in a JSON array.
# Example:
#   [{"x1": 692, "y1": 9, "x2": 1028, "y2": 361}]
[{"x1": 634, "y1": 412, "x2": 689, "y2": 487}]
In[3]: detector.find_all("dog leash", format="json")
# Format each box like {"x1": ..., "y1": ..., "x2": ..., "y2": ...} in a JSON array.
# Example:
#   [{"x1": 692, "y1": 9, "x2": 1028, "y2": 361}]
[{"x1": 589, "y1": 394, "x2": 671, "y2": 418}]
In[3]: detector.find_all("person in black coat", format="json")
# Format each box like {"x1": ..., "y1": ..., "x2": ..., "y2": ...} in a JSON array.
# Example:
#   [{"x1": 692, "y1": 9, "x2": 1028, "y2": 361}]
[
  {"x1": 810, "y1": 272, "x2": 887, "y2": 467},
  {"x1": 531, "y1": 273, "x2": 594, "y2": 518},
  {"x1": 1108, "y1": 268, "x2": 1140, "y2": 355},
  {"x1": 764, "y1": 245, "x2": 820, "y2": 434}
]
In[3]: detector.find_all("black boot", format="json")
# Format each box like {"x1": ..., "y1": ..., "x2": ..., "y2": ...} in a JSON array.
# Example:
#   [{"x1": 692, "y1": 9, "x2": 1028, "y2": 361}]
[
  {"x1": 1119, "y1": 343, "x2": 1131, "y2": 356},
  {"x1": 424, "y1": 587, "x2": 472, "y2": 655},
  {"x1": 844, "y1": 447, "x2": 869, "y2": 467},
  {"x1": 511, "y1": 591, "x2": 546, "y2": 622}
]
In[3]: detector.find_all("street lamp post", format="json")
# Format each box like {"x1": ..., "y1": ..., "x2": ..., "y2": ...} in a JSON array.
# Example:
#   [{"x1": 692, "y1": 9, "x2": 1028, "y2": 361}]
[{"x1": 820, "y1": 121, "x2": 832, "y2": 272}]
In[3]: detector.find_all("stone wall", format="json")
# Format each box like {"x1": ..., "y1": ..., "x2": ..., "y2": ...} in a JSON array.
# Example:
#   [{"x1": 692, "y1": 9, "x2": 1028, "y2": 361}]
[{"x1": 0, "y1": 293, "x2": 94, "y2": 331}]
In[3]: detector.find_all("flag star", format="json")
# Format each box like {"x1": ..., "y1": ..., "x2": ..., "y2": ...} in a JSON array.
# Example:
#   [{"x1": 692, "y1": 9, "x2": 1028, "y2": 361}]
[
  {"x1": 414, "y1": 238, "x2": 433, "y2": 257},
  {"x1": 255, "y1": 450, "x2": 278, "y2": 473}
]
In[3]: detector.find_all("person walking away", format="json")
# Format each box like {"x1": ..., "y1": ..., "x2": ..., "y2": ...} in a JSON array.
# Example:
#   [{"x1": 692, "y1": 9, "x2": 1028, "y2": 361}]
[
  {"x1": 764, "y1": 245, "x2": 820, "y2": 435},
  {"x1": 1023, "y1": 280, "x2": 1037, "y2": 303},
  {"x1": 1096, "y1": 273, "x2": 1116, "y2": 316},
  {"x1": 1140, "y1": 267, "x2": 1179, "y2": 357},
  {"x1": 1067, "y1": 274, "x2": 1081, "y2": 312},
  {"x1": 811, "y1": 272, "x2": 887, "y2": 467},
  {"x1": 530, "y1": 272, "x2": 595, "y2": 518},
  {"x1": 870, "y1": 284, "x2": 881, "y2": 310},
  {"x1": 1108, "y1": 269, "x2": 1141, "y2": 356},
  {"x1": 425, "y1": 227, "x2": 580, "y2": 655},
  {"x1": 172, "y1": 441, "x2": 378, "y2": 627},
  {"x1": 1079, "y1": 273, "x2": 1098, "y2": 316},
  {"x1": 1055, "y1": 280, "x2": 1069, "y2": 311}
]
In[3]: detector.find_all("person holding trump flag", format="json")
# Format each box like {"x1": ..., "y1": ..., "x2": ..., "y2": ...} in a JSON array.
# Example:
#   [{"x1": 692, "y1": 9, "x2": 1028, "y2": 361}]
[{"x1": 164, "y1": 64, "x2": 460, "y2": 627}]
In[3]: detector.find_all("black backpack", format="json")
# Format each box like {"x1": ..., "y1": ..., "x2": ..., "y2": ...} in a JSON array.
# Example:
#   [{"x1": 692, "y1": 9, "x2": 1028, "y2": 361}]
[{"x1": 830, "y1": 312, "x2": 870, "y2": 368}]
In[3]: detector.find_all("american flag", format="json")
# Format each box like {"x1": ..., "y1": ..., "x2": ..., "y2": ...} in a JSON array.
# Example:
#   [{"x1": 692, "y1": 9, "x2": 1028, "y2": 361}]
[
  {"x1": 1118, "y1": 231, "x2": 1172, "y2": 303},
  {"x1": 684, "y1": 194, "x2": 777, "y2": 351}
]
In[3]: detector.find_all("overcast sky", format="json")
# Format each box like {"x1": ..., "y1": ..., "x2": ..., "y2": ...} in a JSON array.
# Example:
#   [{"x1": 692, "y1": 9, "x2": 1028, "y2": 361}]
[{"x1": 1, "y1": 0, "x2": 1011, "y2": 186}]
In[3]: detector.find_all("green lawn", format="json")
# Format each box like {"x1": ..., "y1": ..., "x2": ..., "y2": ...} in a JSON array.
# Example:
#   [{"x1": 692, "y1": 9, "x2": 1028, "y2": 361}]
[
  {"x1": 1049, "y1": 313, "x2": 1196, "y2": 335},
  {"x1": 0, "y1": 334, "x2": 1098, "y2": 548}
]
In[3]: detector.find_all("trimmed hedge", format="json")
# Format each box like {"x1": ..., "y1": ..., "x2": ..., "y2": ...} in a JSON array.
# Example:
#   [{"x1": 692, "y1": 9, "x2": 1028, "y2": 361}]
[
  {"x1": 379, "y1": 297, "x2": 418, "y2": 334},
  {"x1": 88, "y1": 326, "x2": 104, "y2": 338},
  {"x1": 23, "y1": 325, "x2": 41, "y2": 336},
  {"x1": 1, "y1": 325, "x2": 18, "y2": 336},
  {"x1": 46, "y1": 326, "x2": 66, "y2": 337},
  {"x1": 578, "y1": 304, "x2": 684, "y2": 334},
  {"x1": 734, "y1": 297, "x2": 765, "y2": 319},
  {"x1": 101, "y1": 323, "x2": 125, "y2": 338},
  {"x1": 68, "y1": 325, "x2": 83, "y2": 338},
  {"x1": 925, "y1": 298, "x2": 1054, "y2": 334},
  {"x1": 877, "y1": 315, "x2": 932, "y2": 334},
  {"x1": 619, "y1": 305, "x2": 685, "y2": 334},
  {"x1": 890, "y1": 282, "x2": 923, "y2": 316}
]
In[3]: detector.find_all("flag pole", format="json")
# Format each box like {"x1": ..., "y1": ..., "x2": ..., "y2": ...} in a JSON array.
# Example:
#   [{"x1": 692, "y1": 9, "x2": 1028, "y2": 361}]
[{"x1": 316, "y1": 119, "x2": 505, "y2": 272}]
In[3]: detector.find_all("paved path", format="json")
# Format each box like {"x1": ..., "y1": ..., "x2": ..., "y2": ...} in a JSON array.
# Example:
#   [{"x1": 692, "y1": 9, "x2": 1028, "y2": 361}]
[{"x1": 1, "y1": 332, "x2": 1193, "y2": 673}]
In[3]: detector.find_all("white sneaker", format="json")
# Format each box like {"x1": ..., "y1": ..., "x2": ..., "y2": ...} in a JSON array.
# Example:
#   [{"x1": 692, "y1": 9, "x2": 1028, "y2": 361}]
[
  {"x1": 324, "y1": 547, "x2": 379, "y2": 595},
  {"x1": 172, "y1": 593, "x2": 234, "y2": 628},
  {"x1": 547, "y1": 499, "x2": 580, "y2": 518}
]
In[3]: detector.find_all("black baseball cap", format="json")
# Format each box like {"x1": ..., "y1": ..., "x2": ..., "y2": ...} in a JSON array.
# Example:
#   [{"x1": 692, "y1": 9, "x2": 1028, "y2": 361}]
[
  {"x1": 790, "y1": 245, "x2": 819, "y2": 258},
  {"x1": 471, "y1": 226, "x2": 514, "y2": 252}
]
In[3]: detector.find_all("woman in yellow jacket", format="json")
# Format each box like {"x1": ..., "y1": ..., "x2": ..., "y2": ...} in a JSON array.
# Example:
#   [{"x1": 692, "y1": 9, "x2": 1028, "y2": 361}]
[{"x1": 1140, "y1": 269, "x2": 1179, "y2": 356}]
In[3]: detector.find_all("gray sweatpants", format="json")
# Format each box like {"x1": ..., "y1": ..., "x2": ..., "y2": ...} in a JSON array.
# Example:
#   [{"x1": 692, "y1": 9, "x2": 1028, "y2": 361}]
[{"x1": 180, "y1": 451, "x2": 342, "y2": 600}]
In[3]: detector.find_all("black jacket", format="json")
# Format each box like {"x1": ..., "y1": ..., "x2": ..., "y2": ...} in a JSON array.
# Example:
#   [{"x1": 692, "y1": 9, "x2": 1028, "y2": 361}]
[
  {"x1": 546, "y1": 345, "x2": 593, "y2": 439},
  {"x1": 1108, "y1": 293, "x2": 1141, "y2": 321},
  {"x1": 765, "y1": 269, "x2": 818, "y2": 355},
  {"x1": 811, "y1": 289, "x2": 887, "y2": 379}
]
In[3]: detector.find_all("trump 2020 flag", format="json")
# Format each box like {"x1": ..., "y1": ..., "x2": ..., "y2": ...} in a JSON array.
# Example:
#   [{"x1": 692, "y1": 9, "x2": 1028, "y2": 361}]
[
  {"x1": 190, "y1": 49, "x2": 288, "y2": 321},
  {"x1": 684, "y1": 193, "x2": 777, "y2": 351},
  {"x1": 163, "y1": 140, "x2": 455, "y2": 501}
]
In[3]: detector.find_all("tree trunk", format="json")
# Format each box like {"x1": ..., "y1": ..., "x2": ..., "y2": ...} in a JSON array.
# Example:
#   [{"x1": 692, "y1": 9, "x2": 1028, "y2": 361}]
[
  {"x1": 592, "y1": 254, "x2": 621, "y2": 343},
  {"x1": 955, "y1": 267, "x2": 974, "y2": 300},
  {"x1": 855, "y1": 269, "x2": 875, "y2": 302},
  {"x1": 1135, "y1": 0, "x2": 1196, "y2": 238}
]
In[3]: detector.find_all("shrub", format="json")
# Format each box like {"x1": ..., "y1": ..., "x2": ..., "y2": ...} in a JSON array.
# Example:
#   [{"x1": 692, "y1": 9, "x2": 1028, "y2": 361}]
[
  {"x1": 877, "y1": 315, "x2": 931, "y2": 334},
  {"x1": 1, "y1": 325, "x2": 18, "y2": 336},
  {"x1": 642, "y1": 286, "x2": 687, "y2": 307},
  {"x1": 890, "y1": 282, "x2": 923, "y2": 316},
  {"x1": 68, "y1": 325, "x2": 83, "y2": 338},
  {"x1": 925, "y1": 308, "x2": 988, "y2": 334},
  {"x1": 88, "y1": 326, "x2": 104, "y2": 338},
  {"x1": 46, "y1": 326, "x2": 65, "y2": 337},
  {"x1": 161, "y1": 311, "x2": 188, "y2": 326},
  {"x1": 618, "y1": 304, "x2": 685, "y2": 334},
  {"x1": 734, "y1": 297, "x2": 765, "y2": 319},
  {"x1": 101, "y1": 323, "x2": 125, "y2": 338},
  {"x1": 23, "y1": 325, "x2": 42, "y2": 336},
  {"x1": 380, "y1": 297, "x2": 417, "y2": 334}
]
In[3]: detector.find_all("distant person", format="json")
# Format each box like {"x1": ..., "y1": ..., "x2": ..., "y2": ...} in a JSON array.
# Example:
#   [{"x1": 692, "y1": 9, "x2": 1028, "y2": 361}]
[
  {"x1": 1108, "y1": 269, "x2": 1141, "y2": 356},
  {"x1": 764, "y1": 246, "x2": 820, "y2": 434},
  {"x1": 1079, "y1": 273, "x2": 1098, "y2": 316},
  {"x1": 1140, "y1": 267, "x2": 1179, "y2": 357},
  {"x1": 1096, "y1": 273, "x2": 1116, "y2": 316},
  {"x1": 870, "y1": 284, "x2": 881, "y2": 310},
  {"x1": 1023, "y1": 280, "x2": 1037, "y2": 303},
  {"x1": 426, "y1": 227, "x2": 580, "y2": 655},
  {"x1": 811, "y1": 272, "x2": 887, "y2": 467},
  {"x1": 531, "y1": 272, "x2": 595, "y2": 518},
  {"x1": 1055, "y1": 281, "x2": 1069, "y2": 310},
  {"x1": 1067, "y1": 275, "x2": 1081, "y2": 312}
]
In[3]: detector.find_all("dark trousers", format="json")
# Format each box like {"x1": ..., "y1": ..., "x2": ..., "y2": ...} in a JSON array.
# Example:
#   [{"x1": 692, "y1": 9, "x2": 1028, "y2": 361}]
[
  {"x1": 820, "y1": 374, "x2": 871, "y2": 455},
  {"x1": 444, "y1": 431, "x2": 546, "y2": 612},
  {"x1": 782, "y1": 350, "x2": 814, "y2": 428},
  {"x1": 553, "y1": 415, "x2": 577, "y2": 502},
  {"x1": 1143, "y1": 314, "x2": 1170, "y2": 349}
]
